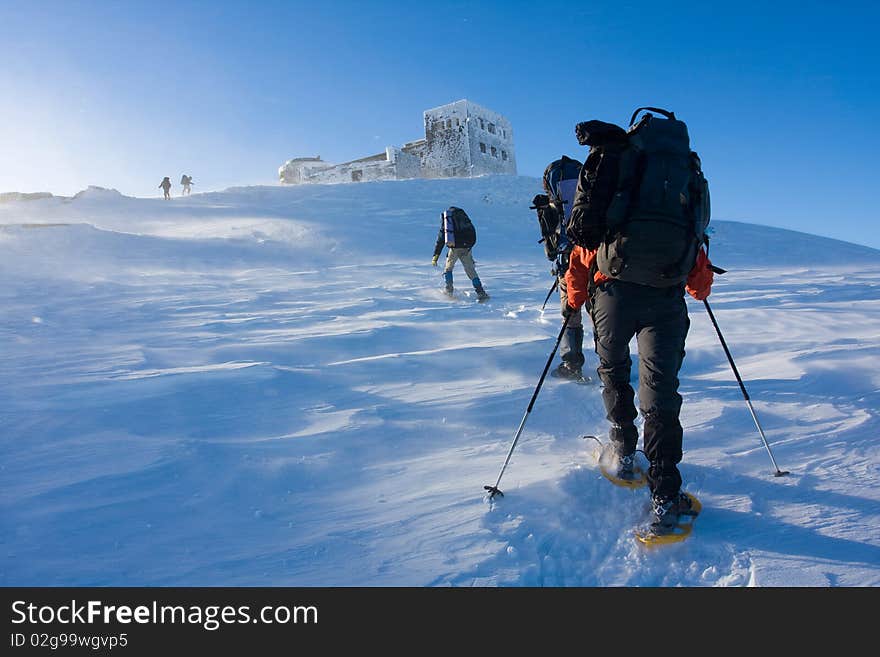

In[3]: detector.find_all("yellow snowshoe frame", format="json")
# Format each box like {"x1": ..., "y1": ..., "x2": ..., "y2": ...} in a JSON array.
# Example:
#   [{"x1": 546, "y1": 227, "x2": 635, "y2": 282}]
[{"x1": 635, "y1": 493, "x2": 702, "y2": 547}]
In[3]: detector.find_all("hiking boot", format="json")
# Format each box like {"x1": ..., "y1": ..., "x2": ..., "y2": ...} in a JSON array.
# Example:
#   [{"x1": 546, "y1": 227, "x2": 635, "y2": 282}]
[
  {"x1": 615, "y1": 451, "x2": 636, "y2": 481},
  {"x1": 606, "y1": 438, "x2": 637, "y2": 480},
  {"x1": 472, "y1": 277, "x2": 489, "y2": 302},
  {"x1": 444, "y1": 272, "x2": 454, "y2": 297},
  {"x1": 649, "y1": 491, "x2": 697, "y2": 535},
  {"x1": 598, "y1": 441, "x2": 645, "y2": 488},
  {"x1": 551, "y1": 362, "x2": 583, "y2": 380}
]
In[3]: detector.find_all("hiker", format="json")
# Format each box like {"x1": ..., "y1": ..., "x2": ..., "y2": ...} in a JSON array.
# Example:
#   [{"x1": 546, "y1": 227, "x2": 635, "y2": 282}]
[
  {"x1": 564, "y1": 108, "x2": 714, "y2": 536},
  {"x1": 159, "y1": 176, "x2": 172, "y2": 200},
  {"x1": 531, "y1": 155, "x2": 587, "y2": 381},
  {"x1": 431, "y1": 206, "x2": 489, "y2": 301},
  {"x1": 180, "y1": 174, "x2": 193, "y2": 195}
]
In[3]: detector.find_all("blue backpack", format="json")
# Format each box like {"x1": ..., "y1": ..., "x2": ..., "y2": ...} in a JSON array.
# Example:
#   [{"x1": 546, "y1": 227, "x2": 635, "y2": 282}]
[{"x1": 533, "y1": 155, "x2": 582, "y2": 260}]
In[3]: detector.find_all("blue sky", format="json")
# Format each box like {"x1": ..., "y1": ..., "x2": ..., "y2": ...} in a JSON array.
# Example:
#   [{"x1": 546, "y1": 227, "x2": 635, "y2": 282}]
[{"x1": 1, "y1": 0, "x2": 878, "y2": 248}]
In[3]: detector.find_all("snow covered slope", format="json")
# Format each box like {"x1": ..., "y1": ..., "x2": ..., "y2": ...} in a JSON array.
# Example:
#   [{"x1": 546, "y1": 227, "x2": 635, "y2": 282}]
[{"x1": 1, "y1": 176, "x2": 878, "y2": 586}]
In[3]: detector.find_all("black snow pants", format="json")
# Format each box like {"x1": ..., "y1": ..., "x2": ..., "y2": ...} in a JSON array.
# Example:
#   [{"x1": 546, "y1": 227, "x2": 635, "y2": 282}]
[{"x1": 589, "y1": 279, "x2": 690, "y2": 500}]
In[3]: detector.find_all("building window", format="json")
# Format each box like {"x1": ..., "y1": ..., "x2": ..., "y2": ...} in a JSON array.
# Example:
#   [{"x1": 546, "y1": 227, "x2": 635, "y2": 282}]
[
  {"x1": 488, "y1": 122, "x2": 496, "y2": 135},
  {"x1": 479, "y1": 142, "x2": 487, "y2": 153},
  {"x1": 446, "y1": 119, "x2": 452, "y2": 129},
  {"x1": 480, "y1": 118, "x2": 485, "y2": 129},
  {"x1": 501, "y1": 150, "x2": 508, "y2": 161},
  {"x1": 501, "y1": 128, "x2": 506, "y2": 138},
  {"x1": 455, "y1": 118, "x2": 460, "y2": 126},
  {"x1": 491, "y1": 146, "x2": 497, "y2": 157}
]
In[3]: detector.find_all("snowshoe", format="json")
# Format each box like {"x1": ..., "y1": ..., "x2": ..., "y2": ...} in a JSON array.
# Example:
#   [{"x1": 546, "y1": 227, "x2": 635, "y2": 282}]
[
  {"x1": 635, "y1": 492, "x2": 702, "y2": 547},
  {"x1": 550, "y1": 362, "x2": 590, "y2": 383},
  {"x1": 596, "y1": 441, "x2": 647, "y2": 489}
]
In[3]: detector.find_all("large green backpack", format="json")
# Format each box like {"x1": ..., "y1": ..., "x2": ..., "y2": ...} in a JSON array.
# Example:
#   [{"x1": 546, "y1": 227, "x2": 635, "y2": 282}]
[{"x1": 595, "y1": 107, "x2": 710, "y2": 287}]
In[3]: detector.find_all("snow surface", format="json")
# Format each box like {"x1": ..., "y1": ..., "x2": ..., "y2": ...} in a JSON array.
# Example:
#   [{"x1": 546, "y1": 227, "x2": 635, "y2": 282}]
[{"x1": 1, "y1": 175, "x2": 878, "y2": 587}]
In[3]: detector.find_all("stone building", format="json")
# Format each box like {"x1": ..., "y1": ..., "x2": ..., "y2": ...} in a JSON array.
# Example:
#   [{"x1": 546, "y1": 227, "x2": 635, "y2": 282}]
[{"x1": 279, "y1": 99, "x2": 516, "y2": 184}]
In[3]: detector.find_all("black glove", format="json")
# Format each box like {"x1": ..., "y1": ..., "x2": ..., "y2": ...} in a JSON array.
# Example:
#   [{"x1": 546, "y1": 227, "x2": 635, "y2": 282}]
[
  {"x1": 581, "y1": 225, "x2": 604, "y2": 251},
  {"x1": 531, "y1": 193, "x2": 550, "y2": 209},
  {"x1": 562, "y1": 302, "x2": 578, "y2": 318},
  {"x1": 555, "y1": 251, "x2": 570, "y2": 273}
]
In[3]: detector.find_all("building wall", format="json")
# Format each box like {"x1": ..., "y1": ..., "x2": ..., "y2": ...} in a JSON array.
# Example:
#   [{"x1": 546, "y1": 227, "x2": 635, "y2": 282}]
[
  {"x1": 279, "y1": 100, "x2": 516, "y2": 184},
  {"x1": 303, "y1": 156, "x2": 395, "y2": 184},
  {"x1": 462, "y1": 101, "x2": 517, "y2": 176},
  {"x1": 278, "y1": 157, "x2": 333, "y2": 184},
  {"x1": 387, "y1": 146, "x2": 421, "y2": 179},
  {"x1": 421, "y1": 100, "x2": 471, "y2": 178}
]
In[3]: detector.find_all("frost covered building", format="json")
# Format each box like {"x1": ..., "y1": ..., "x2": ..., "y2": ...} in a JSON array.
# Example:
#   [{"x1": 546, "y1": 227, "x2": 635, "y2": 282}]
[{"x1": 279, "y1": 99, "x2": 516, "y2": 184}]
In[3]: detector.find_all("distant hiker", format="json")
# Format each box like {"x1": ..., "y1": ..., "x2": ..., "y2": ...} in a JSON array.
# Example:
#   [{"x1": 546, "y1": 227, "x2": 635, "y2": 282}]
[
  {"x1": 432, "y1": 206, "x2": 489, "y2": 301},
  {"x1": 532, "y1": 155, "x2": 586, "y2": 381},
  {"x1": 159, "y1": 177, "x2": 172, "y2": 200},
  {"x1": 180, "y1": 174, "x2": 193, "y2": 195},
  {"x1": 564, "y1": 108, "x2": 714, "y2": 538}
]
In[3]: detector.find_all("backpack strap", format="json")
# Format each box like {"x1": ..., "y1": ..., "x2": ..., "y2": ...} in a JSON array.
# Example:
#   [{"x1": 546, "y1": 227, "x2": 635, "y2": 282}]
[
  {"x1": 586, "y1": 254, "x2": 600, "y2": 313},
  {"x1": 628, "y1": 107, "x2": 676, "y2": 127}
]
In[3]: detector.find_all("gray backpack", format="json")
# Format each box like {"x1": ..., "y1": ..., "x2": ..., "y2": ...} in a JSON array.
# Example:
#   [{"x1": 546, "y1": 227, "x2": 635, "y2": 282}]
[{"x1": 597, "y1": 107, "x2": 710, "y2": 287}]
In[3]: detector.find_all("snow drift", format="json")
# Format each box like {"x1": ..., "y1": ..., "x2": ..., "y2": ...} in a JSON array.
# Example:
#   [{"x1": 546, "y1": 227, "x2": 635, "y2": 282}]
[{"x1": 1, "y1": 176, "x2": 878, "y2": 587}]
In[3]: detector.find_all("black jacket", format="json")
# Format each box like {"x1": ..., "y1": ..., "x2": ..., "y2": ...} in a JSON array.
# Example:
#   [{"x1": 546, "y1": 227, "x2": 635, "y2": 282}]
[
  {"x1": 567, "y1": 120, "x2": 629, "y2": 250},
  {"x1": 433, "y1": 223, "x2": 446, "y2": 258}
]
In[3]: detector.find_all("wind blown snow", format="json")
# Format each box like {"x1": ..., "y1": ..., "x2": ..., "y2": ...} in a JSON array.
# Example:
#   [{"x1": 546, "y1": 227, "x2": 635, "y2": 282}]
[{"x1": 1, "y1": 177, "x2": 878, "y2": 586}]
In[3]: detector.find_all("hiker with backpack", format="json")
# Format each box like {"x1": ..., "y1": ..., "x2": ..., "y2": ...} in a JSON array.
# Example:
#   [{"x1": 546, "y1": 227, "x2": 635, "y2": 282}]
[
  {"x1": 563, "y1": 108, "x2": 715, "y2": 539},
  {"x1": 531, "y1": 155, "x2": 588, "y2": 381},
  {"x1": 159, "y1": 176, "x2": 172, "y2": 200},
  {"x1": 431, "y1": 206, "x2": 490, "y2": 301},
  {"x1": 180, "y1": 174, "x2": 193, "y2": 195}
]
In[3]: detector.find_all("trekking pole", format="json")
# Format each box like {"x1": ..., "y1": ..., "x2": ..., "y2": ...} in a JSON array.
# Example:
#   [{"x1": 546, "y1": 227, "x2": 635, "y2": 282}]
[
  {"x1": 485, "y1": 313, "x2": 572, "y2": 499},
  {"x1": 540, "y1": 278, "x2": 559, "y2": 311},
  {"x1": 702, "y1": 299, "x2": 789, "y2": 477}
]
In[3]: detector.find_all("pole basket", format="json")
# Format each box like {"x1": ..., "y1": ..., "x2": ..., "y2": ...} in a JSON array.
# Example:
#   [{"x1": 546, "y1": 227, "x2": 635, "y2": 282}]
[{"x1": 483, "y1": 485, "x2": 504, "y2": 499}]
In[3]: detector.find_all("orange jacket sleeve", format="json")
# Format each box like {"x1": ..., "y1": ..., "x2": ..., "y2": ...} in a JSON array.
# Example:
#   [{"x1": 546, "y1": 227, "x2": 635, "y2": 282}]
[
  {"x1": 686, "y1": 248, "x2": 714, "y2": 300},
  {"x1": 565, "y1": 246, "x2": 608, "y2": 309}
]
